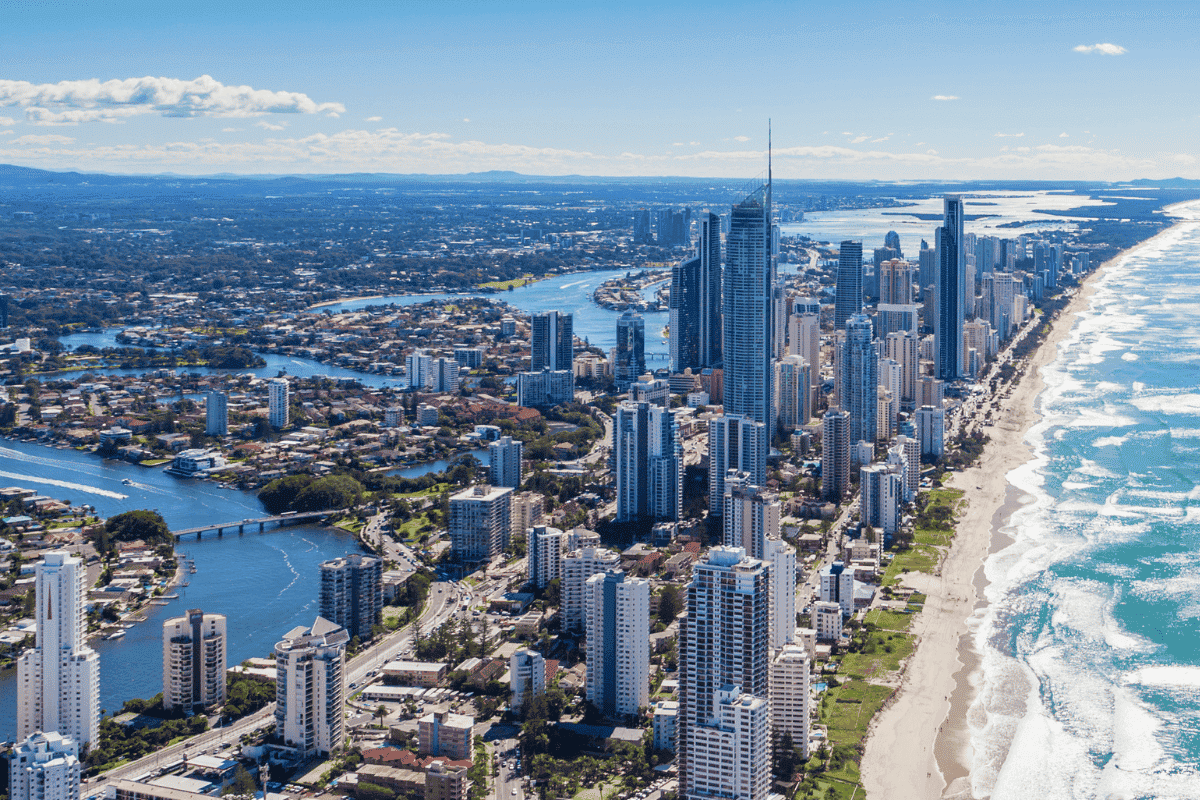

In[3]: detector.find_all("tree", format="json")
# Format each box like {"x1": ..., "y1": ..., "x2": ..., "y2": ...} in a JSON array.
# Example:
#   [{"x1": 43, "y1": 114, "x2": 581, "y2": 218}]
[
  {"x1": 657, "y1": 584, "x2": 682, "y2": 625},
  {"x1": 257, "y1": 475, "x2": 314, "y2": 515},
  {"x1": 773, "y1": 730, "x2": 798, "y2": 783},
  {"x1": 101, "y1": 510, "x2": 172, "y2": 553},
  {"x1": 293, "y1": 474, "x2": 365, "y2": 512},
  {"x1": 374, "y1": 705, "x2": 389, "y2": 728},
  {"x1": 224, "y1": 765, "x2": 257, "y2": 797}
]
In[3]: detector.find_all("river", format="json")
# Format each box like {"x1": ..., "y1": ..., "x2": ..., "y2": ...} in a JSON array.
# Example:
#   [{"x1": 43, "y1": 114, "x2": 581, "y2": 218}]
[{"x1": 0, "y1": 437, "x2": 364, "y2": 741}]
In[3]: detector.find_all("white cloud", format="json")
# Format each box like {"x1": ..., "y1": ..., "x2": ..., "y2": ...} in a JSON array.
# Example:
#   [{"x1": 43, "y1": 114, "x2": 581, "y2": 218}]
[
  {"x1": 932, "y1": 95, "x2": 959, "y2": 101},
  {"x1": 255, "y1": 120, "x2": 285, "y2": 131},
  {"x1": 850, "y1": 135, "x2": 869, "y2": 144},
  {"x1": 689, "y1": 141, "x2": 700, "y2": 146},
  {"x1": 871, "y1": 136, "x2": 889, "y2": 143},
  {"x1": 366, "y1": 116, "x2": 382, "y2": 122},
  {"x1": 462, "y1": 118, "x2": 470, "y2": 123},
  {"x1": 733, "y1": 135, "x2": 750, "y2": 142},
  {"x1": 1074, "y1": 43, "x2": 1126, "y2": 55},
  {"x1": 10, "y1": 134, "x2": 74, "y2": 145},
  {"x1": 221, "y1": 127, "x2": 242, "y2": 133},
  {"x1": 671, "y1": 142, "x2": 685, "y2": 147},
  {"x1": 995, "y1": 132, "x2": 1025, "y2": 138},
  {"x1": 0, "y1": 116, "x2": 14, "y2": 126},
  {"x1": 1060, "y1": 132, "x2": 1070, "y2": 138},
  {"x1": 0, "y1": 75, "x2": 346, "y2": 125}
]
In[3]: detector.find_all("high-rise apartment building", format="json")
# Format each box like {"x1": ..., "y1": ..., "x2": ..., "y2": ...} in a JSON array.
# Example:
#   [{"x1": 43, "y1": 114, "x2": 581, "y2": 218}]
[
  {"x1": 531, "y1": 311, "x2": 573, "y2": 372},
  {"x1": 821, "y1": 409, "x2": 850, "y2": 501},
  {"x1": 17, "y1": 552, "x2": 99, "y2": 750},
  {"x1": 707, "y1": 414, "x2": 767, "y2": 515},
  {"x1": 766, "y1": 537, "x2": 796, "y2": 653},
  {"x1": 319, "y1": 554, "x2": 383, "y2": 642},
  {"x1": 526, "y1": 525, "x2": 565, "y2": 589},
  {"x1": 879, "y1": 258, "x2": 914, "y2": 305},
  {"x1": 834, "y1": 241, "x2": 864, "y2": 331},
  {"x1": 633, "y1": 209, "x2": 653, "y2": 245},
  {"x1": 585, "y1": 571, "x2": 650, "y2": 719},
  {"x1": 841, "y1": 314, "x2": 878, "y2": 452},
  {"x1": 162, "y1": 609, "x2": 227, "y2": 713},
  {"x1": 885, "y1": 332, "x2": 920, "y2": 408},
  {"x1": 788, "y1": 312, "x2": 821, "y2": 409},
  {"x1": 562, "y1": 545, "x2": 620, "y2": 632},
  {"x1": 723, "y1": 182, "x2": 776, "y2": 451},
  {"x1": 775, "y1": 354, "x2": 811, "y2": 431},
  {"x1": 916, "y1": 405, "x2": 946, "y2": 457},
  {"x1": 769, "y1": 645, "x2": 811, "y2": 758},
  {"x1": 936, "y1": 196, "x2": 967, "y2": 380},
  {"x1": 10, "y1": 732, "x2": 79, "y2": 800},
  {"x1": 488, "y1": 435, "x2": 524, "y2": 489},
  {"x1": 418, "y1": 711, "x2": 474, "y2": 761},
  {"x1": 885, "y1": 229, "x2": 901, "y2": 256},
  {"x1": 614, "y1": 311, "x2": 646, "y2": 387},
  {"x1": 516, "y1": 368, "x2": 574, "y2": 408},
  {"x1": 860, "y1": 463, "x2": 903, "y2": 536},
  {"x1": 697, "y1": 212, "x2": 723, "y2": 369},
  {"x1": 614, "y1": 401, "x2": 682, "y2": 523},
  {"x1": 509, "y1": 648, "x2": 545, "y2": 713},
  {"x1": 448, "y1": 485, "x2": 513, "y2": 563},
  {"x1": 670, "y1": 254, "x2": 701, "y2": 374},
  {"x1": 406, "y1": 350, "x2": 432, "y2": 390},
  {"x1": 268, "y1": 379, "x2": 289, "y2": 429},
  {"x1": 721, "y1": 471, "x2": 780, "y2": 560},
  {"x1": 679, "y1": 547, "x2": 771, "y2": 800},
  {"x1": 205, "y1": 390, "x2": 228, "y2": 437},
  {"x1": 431, "y1": 357, "x2": 460, "y2": 393},
  {"x1": 275, "y1": 617, "x2": 349, "y2": 757}
]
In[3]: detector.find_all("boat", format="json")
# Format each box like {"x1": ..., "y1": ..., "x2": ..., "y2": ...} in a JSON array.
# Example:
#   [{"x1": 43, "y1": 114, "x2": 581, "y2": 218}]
[
  {"x1": 106, "y1": 631, "x2": 126, "y2": 640},
  {"x1": 122, "y1": 479, "x2": 134, "y2": 485}
]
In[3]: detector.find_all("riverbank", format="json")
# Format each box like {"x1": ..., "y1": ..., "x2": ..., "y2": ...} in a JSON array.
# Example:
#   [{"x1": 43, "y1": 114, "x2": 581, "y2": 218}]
[{"x1": 859, "y1": 215, "x2": 1192, "y2": 800}]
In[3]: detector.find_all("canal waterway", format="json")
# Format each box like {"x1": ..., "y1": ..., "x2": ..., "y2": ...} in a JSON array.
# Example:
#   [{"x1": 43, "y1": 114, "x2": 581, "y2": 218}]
[{"x1": 0, "y1": 437, "x2": 364, "y2": 741}]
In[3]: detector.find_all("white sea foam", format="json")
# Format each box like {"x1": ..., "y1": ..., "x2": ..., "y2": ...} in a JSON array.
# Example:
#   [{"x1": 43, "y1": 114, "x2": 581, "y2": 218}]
[{"x1": 1092, "y1": 435, "x2": 1128, "y2": 447}]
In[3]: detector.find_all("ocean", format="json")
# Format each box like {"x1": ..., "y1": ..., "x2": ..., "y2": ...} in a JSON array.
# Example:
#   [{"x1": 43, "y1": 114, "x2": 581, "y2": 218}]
[{"x1": 971, "y1": 203, "x2": 1200, "y2": 798}]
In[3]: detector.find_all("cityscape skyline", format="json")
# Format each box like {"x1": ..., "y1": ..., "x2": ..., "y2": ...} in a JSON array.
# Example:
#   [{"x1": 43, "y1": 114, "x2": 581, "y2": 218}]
[{"x1": 0, "y1": 2, "x2": 1196, "y2": 178}]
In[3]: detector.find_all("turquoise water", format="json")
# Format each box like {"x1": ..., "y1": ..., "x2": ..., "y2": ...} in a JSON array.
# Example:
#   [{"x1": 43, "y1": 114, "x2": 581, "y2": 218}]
[{"x1": 974, "y1": 204, "x2": 1200, "y2": 798}]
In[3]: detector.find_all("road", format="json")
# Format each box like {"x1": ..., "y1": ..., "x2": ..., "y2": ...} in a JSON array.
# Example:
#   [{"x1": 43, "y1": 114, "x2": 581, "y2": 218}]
[{"x1": 84, "y1": 580, "x2": 464, "y2": 799}]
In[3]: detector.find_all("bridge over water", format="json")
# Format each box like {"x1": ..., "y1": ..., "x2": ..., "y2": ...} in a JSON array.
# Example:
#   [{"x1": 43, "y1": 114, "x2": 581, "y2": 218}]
[{"x1": 171, "y1": 510, "x2": 332, "y2": 540}]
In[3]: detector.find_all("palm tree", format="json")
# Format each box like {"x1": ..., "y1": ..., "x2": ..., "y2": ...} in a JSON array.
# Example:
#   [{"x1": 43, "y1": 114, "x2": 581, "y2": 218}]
[{"x1": 374, "y1": 705, "x2": 389, "y2": 728}]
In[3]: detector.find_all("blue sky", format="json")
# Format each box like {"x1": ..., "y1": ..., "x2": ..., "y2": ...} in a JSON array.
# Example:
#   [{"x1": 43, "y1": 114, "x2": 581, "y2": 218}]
[{"x1": 1, "y1": 0, "x2": 1196, "y2": 179}]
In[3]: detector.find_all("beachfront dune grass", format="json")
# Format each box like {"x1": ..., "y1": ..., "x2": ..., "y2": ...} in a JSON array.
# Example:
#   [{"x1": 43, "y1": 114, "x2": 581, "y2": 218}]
[
  {"x1": 840, "y1": 629, "x2": 916, "y2": 679},
  {"x1": 862, "y1": 608, "x2": 915, "y2": 632},
  {"x1": 807, "y1": 679, "x2": 894, "y2": 796},
  {"x1": 882, "y1": 488, "x2": 965, "y2": 586}
]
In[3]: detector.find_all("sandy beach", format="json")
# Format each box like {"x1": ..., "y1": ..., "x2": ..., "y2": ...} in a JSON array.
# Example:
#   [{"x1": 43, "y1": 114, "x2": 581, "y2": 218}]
[{"x1": 859, "y1": 250, "x2": 1116, "y2": 800}]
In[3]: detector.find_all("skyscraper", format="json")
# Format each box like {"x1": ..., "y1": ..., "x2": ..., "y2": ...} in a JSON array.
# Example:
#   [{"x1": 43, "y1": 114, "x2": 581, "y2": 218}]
[
  {"x1": 526, "y1": 525, "x2": 565, "y2": 589},
  {"x1": 723, "y1": 182, "x2": 775, "y2": 448},
  {"x1": 17, "y1": 552, "x2": 99, "y2": 750},
  {"x1": 319, "y1": 554, "x2": 383, "y2": 642},
  {"x1": 488, "y1": 435, "x2": 524, "y2": 489},
  {"x1": 268, "y1": 378, "x2": 289, "y2": 429},
  {"x1": 669, "y1": 254, "x2": 701, "y2": 373},
  {"x1": 448, "y1": 485, "x2": 513, "y2": 563},
  {"x1": 162, "y1": 609, "x2": 227, "y2": 713},
  {"x1": 509, "y1": 648, "x2": 545, "y2": 712},
  {"x1": 679, "y1": 547, "x2": 771, "y2": 800},
  {"x1": 834, "y1": 241, "x2": 864, "y2": 331},
  {"x1": 765, "y1": 537, "x2": 796, "y2": 653},
  {"x1": 885, "y1": 229, "x2": 901, "y2": 257},
  {"x1": 407, "y1": 350, "x2": 432, "y2": 390},
  {"x1": 860, "y1": 463, "x2": 903, "y2": 536},
  {"x1": 532, "y1": 311, "x2": 574, "y2": 372},
  {"x1": 821, "y1": 409, "x2": 850, "y2": 501},
  {"x1": 205, "y1": 390, "x2": 228, "y2": 437},
  {"x1": 769, "y1": 645, "x2": 811, "y2": 759},
  {"x1": 721, "y1": 471, "x2": 780, "y2": 560},
  {"x1": 633, "y1": 209, "x2": 653, "y2": 245},
  {"x1": 788, "y1": 312, "x2": 821, "y2": 411},
  {"x1": 698, "y1": 212, "x2": 723, "y2": 369},
  {"x1": 613, "y1": 311, "x2": 646, "y2": 387},
  {"x1": 841, "y1": 314, "x2": 878, "y2": 451},
  {"x1": 585, "y1": 570, "x2": 650, "y2": 719},
  {"x1": 707, "y1": 414, "x2": 767, "y2": 515},
  {"x1": 275, "y1": 617, "x2": 349, "y2": 758},
  {"x1": 936, "y1": 196, "x2": 966, "y2": 380},
  {"x1": 561, "y1": 545, "x2": 620, "y2": 632},
  {"x1": 614, "y1": 401, "x2": 682, "y2": 522},
  {"x1": 775, "y1": 354, "x2": 811, "y2": 431}
]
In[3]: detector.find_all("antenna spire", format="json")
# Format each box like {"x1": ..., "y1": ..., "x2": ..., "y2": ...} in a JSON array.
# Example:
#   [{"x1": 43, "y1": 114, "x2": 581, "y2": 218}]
[{"x1": 767, "y1": 119, "x2": 772, "y2": 210}]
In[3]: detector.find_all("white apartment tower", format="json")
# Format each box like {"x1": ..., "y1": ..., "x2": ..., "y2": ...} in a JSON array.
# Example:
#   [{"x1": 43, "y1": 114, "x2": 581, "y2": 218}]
[
  {"x1": 765, "y1": 537, "x2": 796, "y2": 653},
  {"x1": 775, "y1": 355, "x2": 811, "y2": 432},
  {"x1": 722, "y1": 471, "x2": 780, "y2": 560},
  {"x1": 679, "y1": 547, "x2": 771, "y2": 800},
  {"x1": 509, "y1": 648, "x2": 546, "y2": 713},
  {"x1": 17, "y1": 552, "x2": 100, "y2": 750},
  {"x1": 162, "y1": 609, "x2": 227, "y2": 713},
  {"x1": 448, "y1": 485, "x2": 513, "y2": 563},
  {"x1": 708, "y1": 414, "x2": 768, "y2": 515},
  {"x1": 526, "y1": 525, "x2": 565, "y2": 589},
  {"x1": 205, "y1": 390, "x2": 228, "y2": 437},
  {"x1": 274, "y1": 617, "x2": 349, "y2": 758},
  {"x1": 584, "y1": 571, "x2": 650, "y2": 719},
  {"x1": 488, "y1": 435, "x2": 524, "y2": 489},
  {"x1": 684, "y1": 686, "x2": 771, "y2": 800},
  {"x1": 268, "y1": 378, "x2": 289, "y2": 429},
  {"x1": 9, "y1": 732, "x2": 80, "y2": 800},
  {"x1": 615, "y1": 401, "x2": 682, "y2": 523},
  {"x1": 319, "y1": 554, "x2": 383, "y2": 642},
  {"x1": 769, "y1": 645, "x2": 811, "y2": 758},
  {"x1": 561, "y1": 545, "x2": 620, "y2": 632}
]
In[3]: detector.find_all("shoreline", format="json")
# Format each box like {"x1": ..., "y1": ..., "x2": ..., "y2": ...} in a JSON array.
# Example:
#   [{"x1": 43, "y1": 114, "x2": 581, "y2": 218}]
[{"x1": 859, "y1": 213, "x2": 1191, "y2": 800}]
